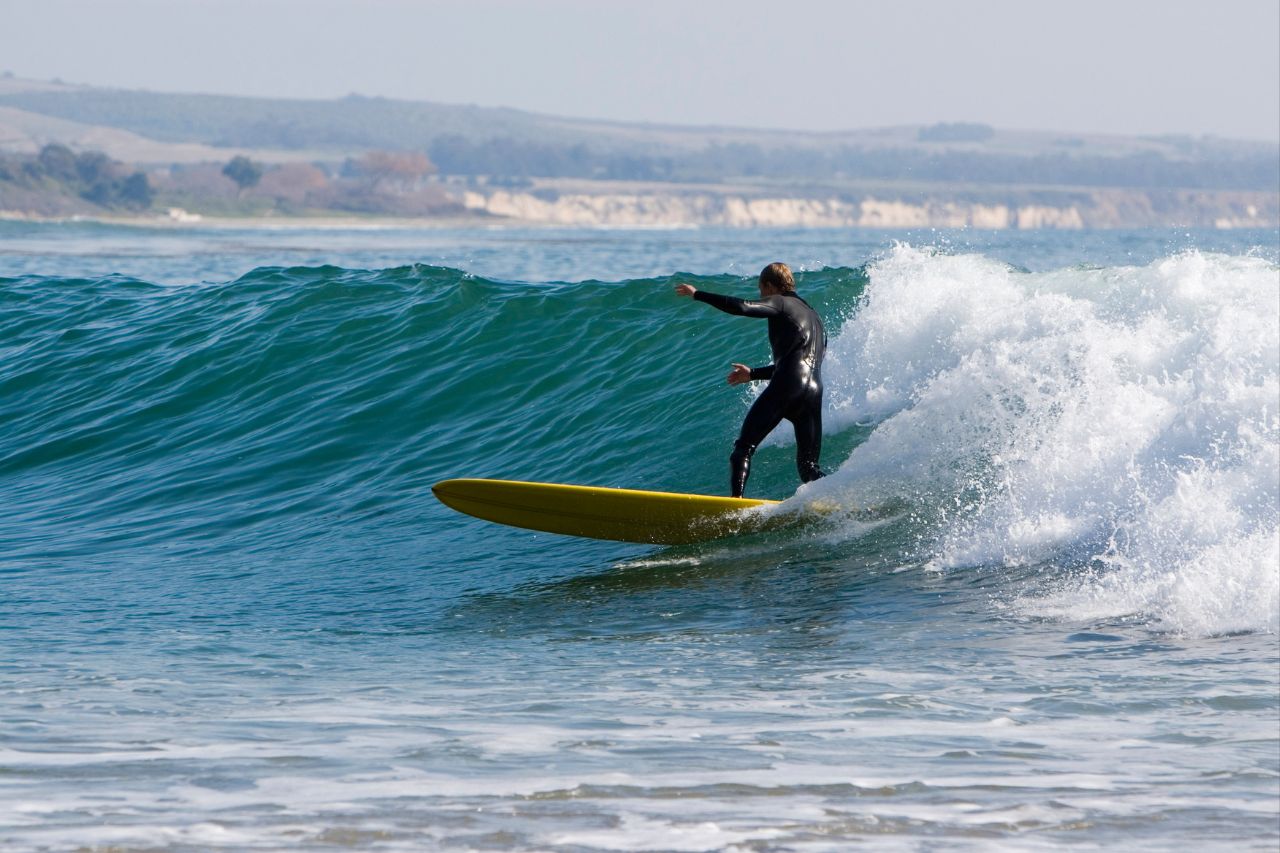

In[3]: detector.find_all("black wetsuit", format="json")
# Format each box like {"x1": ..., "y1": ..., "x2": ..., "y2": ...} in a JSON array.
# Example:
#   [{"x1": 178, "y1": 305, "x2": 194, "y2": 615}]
[{"x1": 693, "y1": 289, "x2": 826, "y2": 497}]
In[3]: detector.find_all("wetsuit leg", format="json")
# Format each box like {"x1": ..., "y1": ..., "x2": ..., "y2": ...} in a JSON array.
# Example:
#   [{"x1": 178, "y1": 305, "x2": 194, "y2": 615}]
[
  {"x1": 789, "y1": 392, "x2": 825, "y2": 483},
  {"x1": 730, "y1": 386, "x2": 788, "y2": 497}
]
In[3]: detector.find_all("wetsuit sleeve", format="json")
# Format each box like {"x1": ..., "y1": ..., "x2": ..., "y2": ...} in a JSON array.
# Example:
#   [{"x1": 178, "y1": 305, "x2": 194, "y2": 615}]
[
  {"x1": 692, "y1": 290, "x2": 782, "y2": 318},
  {"x1": 749, "y1": 365, "x2": 775, "y2": 381}
]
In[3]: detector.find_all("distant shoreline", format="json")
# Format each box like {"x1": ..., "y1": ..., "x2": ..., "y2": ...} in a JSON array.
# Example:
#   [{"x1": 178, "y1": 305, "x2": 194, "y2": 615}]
[
  {"x1": 1, "y1": 75, "x2": 1276, "y2": 231},
  {"x1": 3, "y1": 203, "x2": 1276, "y2": 232},
  {"x1": 0, "y1": 211, "x2": 512, "y2": 230}
]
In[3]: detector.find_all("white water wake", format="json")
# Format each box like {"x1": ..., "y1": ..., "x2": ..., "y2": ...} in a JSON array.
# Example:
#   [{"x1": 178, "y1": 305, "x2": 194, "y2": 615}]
[{"x1": 816, "y1": 245, "x2": 1279, "y2": 636}]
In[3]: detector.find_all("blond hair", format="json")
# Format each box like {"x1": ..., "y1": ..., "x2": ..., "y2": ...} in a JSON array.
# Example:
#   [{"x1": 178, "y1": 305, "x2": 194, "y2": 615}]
[{"x1": 759, "y1": 262, "x2": 795, "y2": 293}]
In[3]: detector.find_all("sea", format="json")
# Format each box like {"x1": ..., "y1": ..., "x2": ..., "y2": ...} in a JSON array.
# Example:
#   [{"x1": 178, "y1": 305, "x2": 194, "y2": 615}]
[{"x1": 1, "y1": 220, "x2": 1278, "y2": 852}]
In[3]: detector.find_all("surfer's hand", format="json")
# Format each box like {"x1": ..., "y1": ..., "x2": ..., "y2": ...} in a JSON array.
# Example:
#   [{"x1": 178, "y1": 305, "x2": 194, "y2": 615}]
[
  {"x1": 674, "y1": 283, "x2": 696, "y2": 297},
  {"x1": 727, "y1": 363, "x2": 752, "y2": 385}
]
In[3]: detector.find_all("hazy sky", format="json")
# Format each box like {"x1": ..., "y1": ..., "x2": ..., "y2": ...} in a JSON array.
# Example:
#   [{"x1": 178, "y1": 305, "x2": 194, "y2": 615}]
[{"x1": 4, "y1": 0, "x2": 1278, "y2": 140}]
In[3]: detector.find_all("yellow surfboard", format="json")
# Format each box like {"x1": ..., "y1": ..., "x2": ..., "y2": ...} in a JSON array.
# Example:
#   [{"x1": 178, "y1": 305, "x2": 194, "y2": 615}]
[{"x1": 432, "y1": 478, "x2": 781, "y2": 544}]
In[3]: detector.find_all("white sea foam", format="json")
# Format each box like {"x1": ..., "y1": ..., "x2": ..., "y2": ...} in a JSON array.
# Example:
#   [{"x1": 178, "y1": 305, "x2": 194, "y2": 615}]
[
  {"x1": 815, "y1": 245, "x2": 1280, "y2": 636},
  {"x1": 547, "y1": 812, "x2": 788, "y2": 852}
]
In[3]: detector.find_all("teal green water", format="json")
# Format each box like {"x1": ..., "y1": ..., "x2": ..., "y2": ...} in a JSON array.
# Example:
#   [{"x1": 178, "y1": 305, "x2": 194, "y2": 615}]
[
  {"x1": 2, "y1": 263, "x2": 866, "y2": 565},
  {"x1": 1, "y1": 224, "x2": 1277, "y2": 851}
]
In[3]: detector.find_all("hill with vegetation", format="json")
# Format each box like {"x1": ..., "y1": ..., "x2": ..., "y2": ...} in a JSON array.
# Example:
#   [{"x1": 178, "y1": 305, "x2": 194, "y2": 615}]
[{"x1": 0, "y1": 75, "x2": 1276, "y2": 227}]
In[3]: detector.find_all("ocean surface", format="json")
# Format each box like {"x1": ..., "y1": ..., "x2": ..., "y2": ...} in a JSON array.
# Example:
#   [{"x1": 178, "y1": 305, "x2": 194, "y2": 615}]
[{"x1": 1, "y1": 221, "x2": 1278, "y2": 851}]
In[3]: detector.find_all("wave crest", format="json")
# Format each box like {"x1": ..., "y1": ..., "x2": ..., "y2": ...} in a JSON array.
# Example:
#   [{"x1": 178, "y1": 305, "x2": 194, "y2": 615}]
[{"x1": 816, "y1": 245, "x2": 1279, "y2": 636}]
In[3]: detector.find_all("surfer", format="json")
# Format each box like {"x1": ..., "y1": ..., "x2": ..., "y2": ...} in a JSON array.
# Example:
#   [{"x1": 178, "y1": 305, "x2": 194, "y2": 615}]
[{"x1": 675, "y1": 262, "x2": 826, "y2": 497}]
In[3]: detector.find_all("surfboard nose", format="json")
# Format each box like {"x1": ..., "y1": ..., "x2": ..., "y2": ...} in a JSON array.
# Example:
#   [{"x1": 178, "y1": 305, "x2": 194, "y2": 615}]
[{"x1": 431, "y1": 479, "x2": 470, "y2": 509}]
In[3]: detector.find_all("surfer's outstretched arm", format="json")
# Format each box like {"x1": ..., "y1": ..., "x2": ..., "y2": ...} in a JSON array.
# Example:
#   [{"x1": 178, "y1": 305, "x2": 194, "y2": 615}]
[
  {"x1": 696, "y1": 291, "x2": 783, "y2": 319},
  {"x1": 674, "y1": 283, "x2": 782, "y2": 318}
]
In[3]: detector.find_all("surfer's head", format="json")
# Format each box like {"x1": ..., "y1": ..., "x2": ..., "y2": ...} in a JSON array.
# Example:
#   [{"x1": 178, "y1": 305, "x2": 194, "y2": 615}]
[{"x1": 759, "y1": 262, "x2": 795, "y2": 296}]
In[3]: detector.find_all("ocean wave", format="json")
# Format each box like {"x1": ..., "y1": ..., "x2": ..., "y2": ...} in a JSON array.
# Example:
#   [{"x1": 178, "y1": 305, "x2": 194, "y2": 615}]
[
  {"x1": 5, "y1": 252, "x2": 1275, "y2": 637},
  {"x1": 809, "y1": 245, "x2": 1279, "y2": 636}
]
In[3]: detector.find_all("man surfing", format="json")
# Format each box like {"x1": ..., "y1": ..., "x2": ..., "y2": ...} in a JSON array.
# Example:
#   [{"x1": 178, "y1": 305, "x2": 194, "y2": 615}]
[{"x1": 675, "y1": 262, "x2": 826, "y2": 497}]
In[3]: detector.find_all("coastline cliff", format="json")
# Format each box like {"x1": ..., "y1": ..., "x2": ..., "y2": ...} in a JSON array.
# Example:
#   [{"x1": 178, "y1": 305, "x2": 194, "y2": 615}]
[{"x1": 461, "y1": 184, "x2": 1276, "y2": 229}]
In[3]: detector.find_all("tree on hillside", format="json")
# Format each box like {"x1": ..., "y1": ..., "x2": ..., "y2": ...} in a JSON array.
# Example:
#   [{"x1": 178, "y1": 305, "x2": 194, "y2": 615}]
[
  {"x1": 75, "y1": 151, "x2": 114, "y2": 185},
  {"x1": 222, "y1": 155, "x2": 263, "y2": 194},
  {"x1": 118, "y1": 172, "x2": 154, "y2": 208},
  {"x1": 37, "y1": 144, "x2": 79, "y2": 182},
  {"x1": 256, "y1": 163, "x2": 330, "y2": 206},
  {"x1": 347, "y1": 150, "x2": 436, "y2": 193},
  {"x1": 80, "y1": 166, "x2": 153, "y2": 210}
]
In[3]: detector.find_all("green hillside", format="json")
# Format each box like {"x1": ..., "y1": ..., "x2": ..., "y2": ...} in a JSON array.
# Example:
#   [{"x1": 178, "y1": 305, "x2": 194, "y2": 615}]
[{"x1": 1, "y1": 78, "x2": 1276, "y2": 192}]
